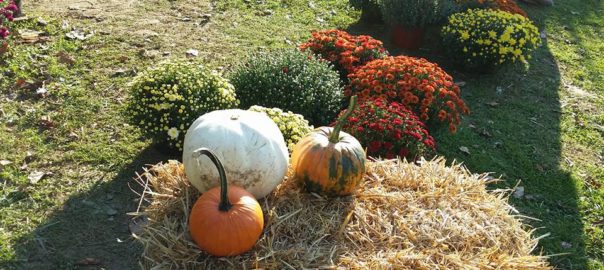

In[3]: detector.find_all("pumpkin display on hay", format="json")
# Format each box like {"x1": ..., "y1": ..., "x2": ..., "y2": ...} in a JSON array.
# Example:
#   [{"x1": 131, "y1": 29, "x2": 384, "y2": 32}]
[{"x1": 133, "y1": 158, "x2": 551, "y2": 269}]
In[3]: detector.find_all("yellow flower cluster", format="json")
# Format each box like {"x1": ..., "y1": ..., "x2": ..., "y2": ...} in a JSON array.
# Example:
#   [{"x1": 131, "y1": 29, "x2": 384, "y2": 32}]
[
  {"x1": 442, "y1": 9, "x2": 540, "y2": 70},
  {"x1": 128, "y1": 60, "x2": 239, "y2": 151},
  {"x1": 248, "y1": 106, "x2": 313, "y2": 152}
]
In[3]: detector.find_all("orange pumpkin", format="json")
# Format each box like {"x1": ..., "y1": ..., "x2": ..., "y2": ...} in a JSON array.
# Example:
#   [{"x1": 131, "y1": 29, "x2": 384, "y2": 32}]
[
  {"x1": 188, "y1": 148, "x2": 264, "y2": 257},
  {"x1": 291, "y1": 96, "x2": 366, "y2": 196}
]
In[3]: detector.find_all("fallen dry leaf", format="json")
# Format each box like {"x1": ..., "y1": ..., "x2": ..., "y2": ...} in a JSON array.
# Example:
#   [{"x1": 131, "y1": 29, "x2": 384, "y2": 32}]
[
  {"x1": 39, "y1": 116, "x2": 56, "y2": 129},
  {"x1": 185, "y1": 49, "x2": 199, "y2": 57},
  {"x1": 57, "y1": 51, "x2": 76, "y2": 66},
  {"x1": 14, "y1": 78, "x2": 26, "y2": 88},
  {"x1": 0, "y1": 42, "x2": 8, "y2": 55},
  {"x1": 0, "y1": 160, "x2": 12, "y2": 166},
  {"x1": 28, "y1": 171, "x2": 46, "y2": 184},
  {"x1": 75, "y1": 258, "x2": 102, "y2": 266},
  {"x1": 487, "y1": 101, "x2": 499, "y2": 107},
  {"x1": 479, "y1": 129, "x2": 492, "y2": 138},
  {"x1": 36, "y1": 87, "x2": 48, "y2": 97},
  {"x1": 66, "y1": 29, "x2": 94, "y2": 41},
  {"x1": 19, "y1": 29, "x2": 48, "y2": 44}
]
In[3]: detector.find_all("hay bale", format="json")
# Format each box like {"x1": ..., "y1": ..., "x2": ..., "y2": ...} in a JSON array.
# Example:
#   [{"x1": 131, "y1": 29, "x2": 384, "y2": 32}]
[{"x1": 133, "y1": 158, "x2": 551, "y2": 269}]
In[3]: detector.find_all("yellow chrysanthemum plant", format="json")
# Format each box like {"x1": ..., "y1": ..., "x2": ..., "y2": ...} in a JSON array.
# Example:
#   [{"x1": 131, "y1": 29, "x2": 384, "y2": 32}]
[
  {"x1": 248, "y1": 106, "x2": 313, "y2": 152},
  {"x1": 127, "y1": 60, "x2": 239, "y2": 152},
  {"x1": 442, "y1": 9, "x2": 541, "y2": 71}
]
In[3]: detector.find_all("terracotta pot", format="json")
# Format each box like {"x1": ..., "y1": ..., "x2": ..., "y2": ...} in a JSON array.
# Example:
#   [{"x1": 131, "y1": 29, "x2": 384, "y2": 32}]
[
  {"x1": 391, "y1": 25, "x2": 425, "y2": 50},
  {"x1": 360, "y1": 2, "x2": 383, "y2": 24}
]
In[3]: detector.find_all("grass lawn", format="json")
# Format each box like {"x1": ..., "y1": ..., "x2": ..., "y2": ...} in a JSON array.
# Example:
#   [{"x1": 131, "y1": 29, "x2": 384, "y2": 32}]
[{"x1": 0, "y1": 0, "x2": 602, "y2": 269}]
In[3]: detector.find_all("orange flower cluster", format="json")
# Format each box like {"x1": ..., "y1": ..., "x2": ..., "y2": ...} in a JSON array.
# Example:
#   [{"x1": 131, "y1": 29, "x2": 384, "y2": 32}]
[
  {"x1": 300, "y1": 29, "x2": 388, "y2": 77},
  {"x1": 455, "y1": 0, "x2": 527, "y2": 17},
  {"x1": 493, "y1": 0, "x2": 527, "y2": 17},
  {"x1": 345, "y1": 56, "x2": 470, "y2": 133}
]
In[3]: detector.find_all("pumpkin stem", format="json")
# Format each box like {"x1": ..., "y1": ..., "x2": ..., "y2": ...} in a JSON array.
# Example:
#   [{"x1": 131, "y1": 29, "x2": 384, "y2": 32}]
[
  {"x1": 192, "y1": 148, "x2": 232, "y2": 212},
  {"x1": 329, "y1": 95, "x2": 357, "y2": 144}
]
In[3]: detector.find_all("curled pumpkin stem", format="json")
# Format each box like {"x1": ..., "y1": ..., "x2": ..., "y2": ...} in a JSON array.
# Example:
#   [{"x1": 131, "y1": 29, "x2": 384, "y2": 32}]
[
  {"x1": 330, "y1": 95, "x2": 357, "y2": 144},
  {"x1": 192, "y1": 148, "x2": 232, "y2": 212}
]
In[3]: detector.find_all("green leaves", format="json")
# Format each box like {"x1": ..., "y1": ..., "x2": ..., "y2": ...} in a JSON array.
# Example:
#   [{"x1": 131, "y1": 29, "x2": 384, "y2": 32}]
[
  {"x1": 231, "y1": 49, "x2": 343, "y2": 126},
  {"x1": 380, "y1": 0, "x2": 453, "y2": 28}
]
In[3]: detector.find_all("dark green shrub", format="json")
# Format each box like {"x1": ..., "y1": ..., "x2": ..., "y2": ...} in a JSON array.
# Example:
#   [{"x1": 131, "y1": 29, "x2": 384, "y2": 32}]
[
  {"x1": 231, "y1": 49, "x2": 343, "y2": 126},
  {"x1": 380, "y1": 0, "x2": 454, "y2": 28}
]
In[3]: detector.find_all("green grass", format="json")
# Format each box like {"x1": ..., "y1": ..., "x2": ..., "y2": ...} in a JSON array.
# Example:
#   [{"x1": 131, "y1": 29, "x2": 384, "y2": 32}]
[{"x1": 0, "y1": 0, "x2": 602, "y2": 269}]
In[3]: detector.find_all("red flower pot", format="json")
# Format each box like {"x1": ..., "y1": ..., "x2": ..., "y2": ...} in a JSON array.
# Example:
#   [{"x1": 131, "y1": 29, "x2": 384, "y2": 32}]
[{"x1": 391, "y1": 25, "x2": 425, "y2": 50}]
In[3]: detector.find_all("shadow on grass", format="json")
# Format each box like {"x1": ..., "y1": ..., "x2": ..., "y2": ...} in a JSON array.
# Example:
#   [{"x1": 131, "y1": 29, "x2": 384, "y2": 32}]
[
  {"x1": 6, "y1": 146, "x2": 168, "y2": 269},
  {"x1": 346, "y1": 11, "x2": 587, "y2": 269}
]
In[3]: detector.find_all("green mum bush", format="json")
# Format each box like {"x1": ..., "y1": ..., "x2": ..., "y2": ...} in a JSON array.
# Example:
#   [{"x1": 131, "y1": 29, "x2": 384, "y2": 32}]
[
  {"x1": 380, "y1": 0, "x2": 454, "y2": 28},
  {"x1": 442, "y1": 9, "x2": 540, "y2": 70},
  {"x1": 127, "y1": 60, "x2": 239, "y2": 151},
  {"x1": 230, "y1": 49, "x2": 343, "y2": 126},
  {"x1": 248, "y1": 106, "x2": 313, "y2": 152}
]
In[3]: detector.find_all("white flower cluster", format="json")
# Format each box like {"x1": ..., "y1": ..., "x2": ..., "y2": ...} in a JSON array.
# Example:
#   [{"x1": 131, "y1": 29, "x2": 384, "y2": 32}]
[
  {"x1": 248, "y1": 105, "x2": 313, "y2": 152},
  {"x1": 128, "y1": 60, "x2": 239, "y2": 151}
]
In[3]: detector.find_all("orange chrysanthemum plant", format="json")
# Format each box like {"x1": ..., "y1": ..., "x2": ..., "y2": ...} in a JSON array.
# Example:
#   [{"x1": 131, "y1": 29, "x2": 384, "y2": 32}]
[
  {"x1": 345, "y1": 56, "x2": 469, "y2": 133},
  {"x1": 453, "y1": 0, "x2": 526, "y2": 17},
  {"x1": 300, "y1": 29, "x2": 389, "y2": 79}
]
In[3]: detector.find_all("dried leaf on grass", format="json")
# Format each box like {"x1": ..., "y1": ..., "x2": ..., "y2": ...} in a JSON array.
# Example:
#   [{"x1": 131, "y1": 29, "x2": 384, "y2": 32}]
[{"x1": 133, "y1": 159, "x2": 551, "y2": 270}]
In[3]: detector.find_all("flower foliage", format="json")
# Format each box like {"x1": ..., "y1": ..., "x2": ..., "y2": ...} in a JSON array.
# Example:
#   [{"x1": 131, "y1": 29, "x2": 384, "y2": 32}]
[
  {"x1": 0, "y1": 0, "x2": 18, "y2": 39},
  {"x1": 345, "y1": 56, "x2": 469, "y2": 133},
  {"x1": 248, "y1": 106, "x2": 313, "y2": 152},
  {"x1": 128, "y1": 60, "x2": 239, "y2": 151},
  {"x1": 453, "y1": 0, "x2": 493, "y2": 11},
  {"x1": 442, "y1": 9, "x2": 540, "y2": 70},
  {"x1": 231, "y1": 49, "x2": 343, "y2": 126},
  {"x1": 380, "y1": 0, "x2": 452, "y2": 28},
  {"x1": 300, "y1": 29, "x2": 388, "y2": 78},
  {"x1": 452, "y1": 0, "x2": 526, "y2": 17},
  {"x1": 492, "y1": 0, "x2": 527, "y2": 17},
  {"x1": 338, "y1": 98, "x2": 435, "y2": 160}
]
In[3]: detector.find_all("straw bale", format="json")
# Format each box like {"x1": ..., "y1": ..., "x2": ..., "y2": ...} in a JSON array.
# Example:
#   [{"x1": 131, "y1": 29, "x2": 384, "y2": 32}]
[{"x1": 133, "y1": 158, "x2": 551, "y2": 270}]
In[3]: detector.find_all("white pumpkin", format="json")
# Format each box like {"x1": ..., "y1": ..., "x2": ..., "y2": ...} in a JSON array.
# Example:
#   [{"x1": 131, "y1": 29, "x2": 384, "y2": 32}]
[{"x1": 183, "y1": 109, "x2": 289, "y2": 199}]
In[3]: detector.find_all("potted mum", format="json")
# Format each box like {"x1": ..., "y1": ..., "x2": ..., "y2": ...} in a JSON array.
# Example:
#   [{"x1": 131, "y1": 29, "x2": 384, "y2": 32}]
[
  {"x1": 441, "y1": 9, "x2": 540, "y2": 71},
  {"x1": 380, "y1": 0, "x2": 452, "y2": 50},
  {"x1": 349, "y1": 0, "x2": 383, "y2": 24}
]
